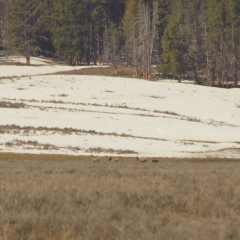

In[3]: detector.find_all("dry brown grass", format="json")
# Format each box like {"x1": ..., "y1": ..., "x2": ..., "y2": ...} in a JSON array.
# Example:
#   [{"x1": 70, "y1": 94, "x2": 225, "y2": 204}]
[
  {"x1": 0, "y1": 124, "x2": 167, "y2": 143},
  {"x1": 0, "y1": 156, "x2": 240, "y2": 239},
  {"x1": 0, "y1": 101, "x2": 26, "y2": 109},
  {"x1": 52, "y1": 66, "x2": 155, "y2": 78}
]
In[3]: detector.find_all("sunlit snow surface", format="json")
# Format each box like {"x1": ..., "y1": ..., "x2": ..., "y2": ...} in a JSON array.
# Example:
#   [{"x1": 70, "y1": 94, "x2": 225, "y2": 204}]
[{"x1": 0, "y1": 56, "x2": 240, "y2": 158}]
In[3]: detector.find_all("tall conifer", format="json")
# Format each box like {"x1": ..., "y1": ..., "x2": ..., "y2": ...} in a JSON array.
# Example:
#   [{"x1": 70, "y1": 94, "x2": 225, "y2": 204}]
[{"x1": 8, "y1": 0, "x2": 45, "y2": 64}]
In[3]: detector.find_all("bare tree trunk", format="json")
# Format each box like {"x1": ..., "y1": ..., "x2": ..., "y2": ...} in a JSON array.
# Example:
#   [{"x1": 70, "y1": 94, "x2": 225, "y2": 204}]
[
  {"x1": 133, "y1": 23, "x2": 138, "y2": 77},
  {"x1": 148, "y1": 2, "x2": 158, "y2": 79},
  {"x1": 140, "y1": 2, "x2": 158, "y2": 79},
  {"x1": 97, "y1": 28, "x2": 101, "y2": 64},
  {"x1": 178, "y1": 75, "x2": 181, "y2": 83},
  {"x1": 125, "y1": 2, "x2": 158, "y2": 79},
  {"x1": 204, "y1": 15, "x2": 210, "y2": 84},
  {"x1": 25, "y1": 19, "x2": 30, "y2": 65},
  {"x1": 102, "y1": 22, "x2": 120, "y2": 71},
  {"x1": 231, "y1": 24, "x2": 238, "y2": 88},
  {"x1": 1, "y1": 0, "x2": 12, "y2": 51}
]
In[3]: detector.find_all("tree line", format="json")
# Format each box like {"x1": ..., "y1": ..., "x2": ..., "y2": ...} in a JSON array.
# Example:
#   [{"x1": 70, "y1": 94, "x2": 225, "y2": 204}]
[{"x1": 0, "y1": 0, "x2": 240, "y2": 87}]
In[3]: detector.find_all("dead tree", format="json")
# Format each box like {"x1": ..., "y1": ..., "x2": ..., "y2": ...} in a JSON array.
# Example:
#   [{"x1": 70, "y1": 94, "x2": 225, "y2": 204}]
[
  {"x1": 102, "y1": 22, "x2": 121, "y2": 74},
  {"x1": 0, "y1": 0, "x2": 13, "y2": 52},
  {"x1": 135, "y1": 2, "x2": 158, "y2": 79}
]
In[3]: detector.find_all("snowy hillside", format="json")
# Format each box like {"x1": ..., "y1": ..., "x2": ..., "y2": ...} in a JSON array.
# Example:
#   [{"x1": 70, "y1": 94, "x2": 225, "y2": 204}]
[{"x1": 0, "y1": 57, "x2": 240, "y2": 158}]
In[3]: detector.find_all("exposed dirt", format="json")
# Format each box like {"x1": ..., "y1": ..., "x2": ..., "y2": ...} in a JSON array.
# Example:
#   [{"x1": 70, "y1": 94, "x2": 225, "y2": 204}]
[
  {"x1": 53, "y1": 66, "x2": 157, "y2": 78},
  {"x1": 0, "y1": 61, "x2": 26, "y2": 66},
  {"x1": 0, "y1": 101, "x2": 26, "y2": 109}
]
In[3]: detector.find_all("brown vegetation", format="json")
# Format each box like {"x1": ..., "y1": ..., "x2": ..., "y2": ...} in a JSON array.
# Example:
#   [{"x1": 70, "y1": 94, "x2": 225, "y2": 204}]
[
  {"x1": 53, "y1": 66, "x2": 157, "y2": 78},
  {"x1": 0, "y1": 101, "x2": 26, "y2": 109},
  {"x1": 0, "y1": 159, "x2": 240, "y2": 239}
]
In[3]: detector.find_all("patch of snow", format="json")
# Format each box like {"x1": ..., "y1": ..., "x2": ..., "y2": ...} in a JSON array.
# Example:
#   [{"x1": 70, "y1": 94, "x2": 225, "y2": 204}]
[
  {"x1": 0, "y1": 56, "x2": 107, "y2": 77},
  {"x1": 0, "y1": 62, "x2": 240, "y2": 158}
]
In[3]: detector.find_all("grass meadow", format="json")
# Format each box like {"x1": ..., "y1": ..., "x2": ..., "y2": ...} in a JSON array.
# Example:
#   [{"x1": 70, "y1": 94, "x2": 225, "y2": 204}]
[{"x1": 0, "y1": 156, "x2": 240, "y2": 239}]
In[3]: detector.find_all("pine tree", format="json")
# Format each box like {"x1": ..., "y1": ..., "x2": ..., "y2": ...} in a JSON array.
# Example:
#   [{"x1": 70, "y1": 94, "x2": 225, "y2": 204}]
[
  {"x1": 0, "y1": 1, "x2": 3, "y2": 48},
  {"x1": 205, "y1": 0, "x2": 224, "y2": 85},
  {"x1": 51, "y1": 0, "x2": 83, "y2": 64},
  {"x1": 35, "y1": 0, "x2": 54, "y2": 57},
  {"x1": 224, "y1": 0, "x2": 240, "y2": 87},
  {"x1": 122, "y1": 0, "x2": 140, "y2": 72},
  {"x1": 182, "y1": 0, "x2": 206, "y2": 85},
  {"x1": 160, "y1": 1, "x2": 188, "y2": 82},
  {"x1": 8, "y1": 0, "x2": 46, "y2": 65}
]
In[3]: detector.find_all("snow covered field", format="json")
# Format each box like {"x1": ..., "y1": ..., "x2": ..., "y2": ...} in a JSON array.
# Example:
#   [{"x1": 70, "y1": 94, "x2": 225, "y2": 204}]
[
  {"x1": 0, "y1": 57, "x2": 240, "y2": 158},
  {"x1": 0, "y1": 55, "x2": 100, "y2": 77}
]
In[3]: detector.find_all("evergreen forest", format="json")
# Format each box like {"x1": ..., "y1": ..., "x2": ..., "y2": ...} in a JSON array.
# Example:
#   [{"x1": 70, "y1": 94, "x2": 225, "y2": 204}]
[{"x1": 1, "y1": 0, "x2": 240, "y2": 87}]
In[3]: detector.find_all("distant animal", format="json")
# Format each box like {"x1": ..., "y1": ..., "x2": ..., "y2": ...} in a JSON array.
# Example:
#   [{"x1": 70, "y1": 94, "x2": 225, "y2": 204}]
[
  {"x1": 152, "y1": 159, "x2": 159, "y2": 163},
  {"x1": 91, "y1": 155, "x2": 100, "y2": 162},
  {"x1": 109, "y1": 157, "x2": 119, "y2": 162},
  {"x1": 136, "y1": 156, "x2": 148, "y2": 162}
]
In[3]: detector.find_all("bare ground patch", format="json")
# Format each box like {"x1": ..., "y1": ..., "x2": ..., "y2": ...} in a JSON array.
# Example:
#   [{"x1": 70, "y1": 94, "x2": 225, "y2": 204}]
[
  {"x1": 5, "y1": 139, "x2": 59, "y2": 150},
  {"x1": 0, "y1": 61, "x2": 26, "y2": 66},
  {"x1": 52, "y1": 66, "x2": 156, "y2": 78},
  {"x1": 0, "y1": 101, "x2": 26, "y2": 109},
  {"x1": 86, "y1": 147, "x2": 137, "y2": 155},
  {"x1": 3, "y1": 139, "x2": 137, "y2": 155},
  {"x1": 184, "y1": 147, "x2": 240, "y2": 156},
  {"x1": 0, "y1": 124, "x2": 167, "y2": 142}
]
